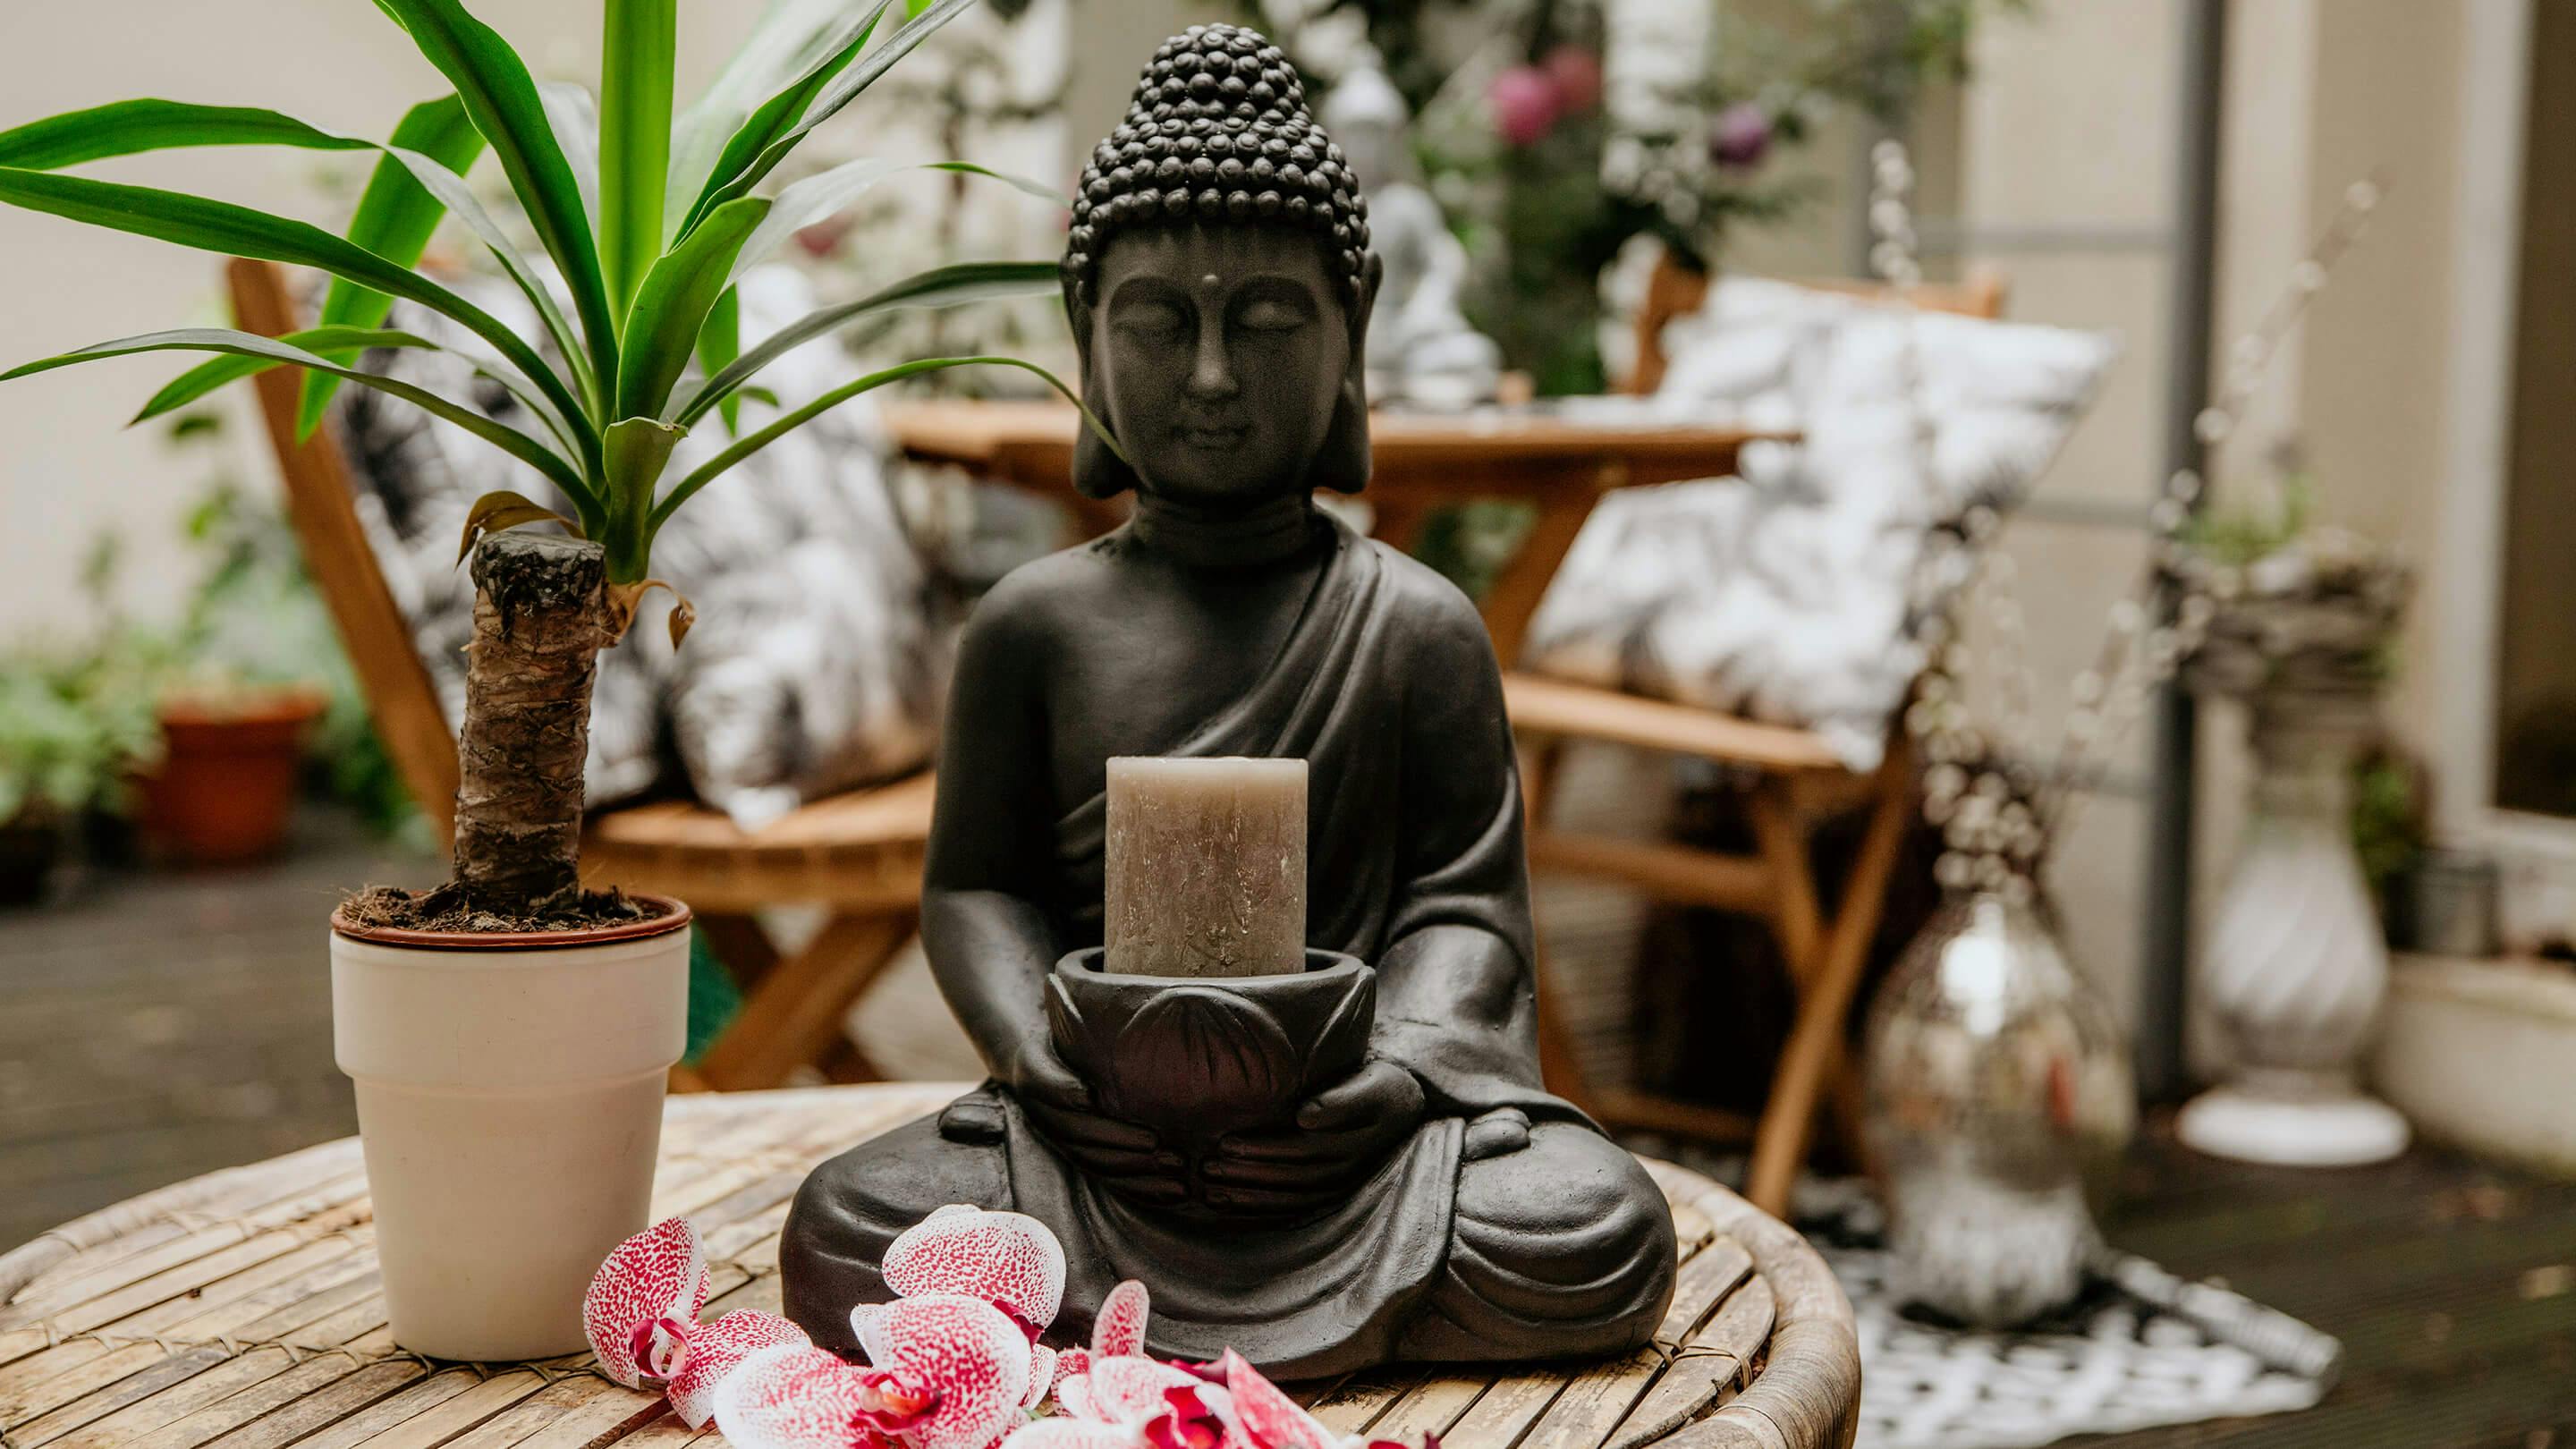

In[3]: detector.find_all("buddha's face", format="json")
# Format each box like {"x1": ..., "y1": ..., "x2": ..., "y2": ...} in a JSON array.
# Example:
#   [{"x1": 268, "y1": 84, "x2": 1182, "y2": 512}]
[{"x1": 1087, "y1": 228, "x2": 1358, "y2": 505}]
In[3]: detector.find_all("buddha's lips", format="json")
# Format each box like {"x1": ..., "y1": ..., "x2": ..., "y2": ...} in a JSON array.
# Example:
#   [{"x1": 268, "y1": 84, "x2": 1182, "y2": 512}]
[{"x1": 1175, "y1": 424, "x2": 1250, "y2": 449}]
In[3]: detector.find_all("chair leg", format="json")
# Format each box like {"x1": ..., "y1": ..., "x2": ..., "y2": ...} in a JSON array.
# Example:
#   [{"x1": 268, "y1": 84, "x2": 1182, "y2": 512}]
[
  {"x1": 1746, "y1": 782, "x2": 1822, "y2": 983},
  {"x1": 1744, "y1": 745, "x2": 1915, "y2": 1214},
  {"x1": 695, "y1": 908, "x2": 919, "y2": 1091}
]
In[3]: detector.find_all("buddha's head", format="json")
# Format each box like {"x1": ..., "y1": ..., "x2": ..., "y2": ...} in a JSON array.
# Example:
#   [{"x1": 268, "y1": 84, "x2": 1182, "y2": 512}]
[{"x1": 1064, "y1": 24, "x2": 1382, "y2": 505}]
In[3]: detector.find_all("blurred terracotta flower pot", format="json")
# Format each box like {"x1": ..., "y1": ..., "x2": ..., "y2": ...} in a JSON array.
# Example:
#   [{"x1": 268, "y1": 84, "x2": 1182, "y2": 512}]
[
  {"x1": 140, "y1": 688, "x2": 326, "y2": 864},
  {"x1": 329, "y1": 898, "x2": 691, "y2": 1360}
]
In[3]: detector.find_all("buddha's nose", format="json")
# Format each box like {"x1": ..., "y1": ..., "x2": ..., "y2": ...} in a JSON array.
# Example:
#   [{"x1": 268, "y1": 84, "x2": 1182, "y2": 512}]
[{"x1": 1185, "y1": 323, "x2": 1239, "y2": 401}]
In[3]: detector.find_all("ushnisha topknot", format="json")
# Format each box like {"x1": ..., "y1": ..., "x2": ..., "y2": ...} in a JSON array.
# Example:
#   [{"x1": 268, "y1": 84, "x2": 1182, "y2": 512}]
[{"x1": 1064, "y1": 22, "x2": 1371, "y2": 309}]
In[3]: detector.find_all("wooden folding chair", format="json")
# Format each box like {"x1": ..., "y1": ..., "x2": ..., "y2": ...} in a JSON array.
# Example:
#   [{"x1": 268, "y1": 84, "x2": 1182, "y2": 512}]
[
  {"x1": 1514, "y1": 250, "x2": 2005, "y2": 1214},
  {"x1": 228, "y1": 258, "x2": 932, "y2": 1095}
]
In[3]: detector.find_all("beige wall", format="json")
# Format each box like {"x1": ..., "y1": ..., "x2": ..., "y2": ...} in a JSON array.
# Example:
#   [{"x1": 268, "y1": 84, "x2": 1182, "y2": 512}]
[{"x1": 2194, "y1": 0, "x2": 2470, "y2": 950}]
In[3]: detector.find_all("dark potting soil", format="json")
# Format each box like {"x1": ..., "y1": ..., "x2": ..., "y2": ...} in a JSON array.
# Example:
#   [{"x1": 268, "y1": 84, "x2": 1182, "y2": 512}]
[{"x1": 340, "y1": 882, "x2": 664, "y2": 936}]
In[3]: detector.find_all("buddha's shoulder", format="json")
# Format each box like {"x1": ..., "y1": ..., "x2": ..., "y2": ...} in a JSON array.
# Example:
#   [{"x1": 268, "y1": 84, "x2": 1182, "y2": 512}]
[
  {"x1": 1355, "y1": 535, "x2": 1493, "y2": 657},
  {"x1": 961, "y1": 544, "x2": 1116, "y2": 651}
]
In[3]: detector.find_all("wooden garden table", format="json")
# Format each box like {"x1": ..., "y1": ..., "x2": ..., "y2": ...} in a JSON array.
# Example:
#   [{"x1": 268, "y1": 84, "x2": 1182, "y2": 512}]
[
  {"x1": 0, "y1": 1084, "x2": 1859, "y2": 1449},
  {"x1": 881, "y1": 402, "x2": 1784, "y2": 666}
]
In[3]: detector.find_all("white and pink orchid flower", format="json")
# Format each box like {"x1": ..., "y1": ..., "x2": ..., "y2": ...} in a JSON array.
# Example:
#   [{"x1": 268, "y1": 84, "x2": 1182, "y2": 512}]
[
  {"x1": 1023, "y1": 1347, "x2": 1368, "y2": 1449},
  {"x1": 720, "y1": 1294, "x2": 1036, "y2": 1449},
  {"x1": 1050, "y1": 1276, "x2": 1153, "y2": 1395},
  {"x1": 583, "y1": 1217, "x2": 814, "y2": 1428},
  {"x1": 586, "y1": 1217, "x2": 714, "y2": 1389},
  {"x1": 881, "y1": 1205, "x2": 1068, "y2": 1341}
]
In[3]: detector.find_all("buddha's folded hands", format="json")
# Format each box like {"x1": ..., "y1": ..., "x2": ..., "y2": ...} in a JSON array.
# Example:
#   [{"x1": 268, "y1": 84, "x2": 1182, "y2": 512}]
[{"x1": 1199, "y1": 1057, "x2": 1426, "y2": 1214}]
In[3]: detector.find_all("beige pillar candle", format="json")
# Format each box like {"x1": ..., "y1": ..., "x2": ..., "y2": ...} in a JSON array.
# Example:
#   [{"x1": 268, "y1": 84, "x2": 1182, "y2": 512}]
[{"x1": 1104, "y1": 756, "x2": 1308, "y2": 977}]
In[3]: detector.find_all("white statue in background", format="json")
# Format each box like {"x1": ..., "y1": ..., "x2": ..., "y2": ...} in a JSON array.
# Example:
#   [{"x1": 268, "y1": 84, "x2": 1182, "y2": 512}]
[{"x1": 1320, "y1": 55, "x2": 1503, "y2": 409}]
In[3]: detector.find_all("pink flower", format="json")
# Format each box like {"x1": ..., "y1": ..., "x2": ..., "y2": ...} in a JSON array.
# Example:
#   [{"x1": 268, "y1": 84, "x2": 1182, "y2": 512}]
[
  {"x1": 583, "y1": 1217, "x2": 816, "y2": 1428},
  {"x1": 723, "y1": 1295, "x2": 1038, "y2": 1449},
  {"x1": 586, "y1": 1218, "x2": 712, "y2": 1390},
  {"x1": 1489, "y1": 66, "x2": 1561, "y2": 148},
  {"x1": 1710, "y1": 102, "x2": 1773, "y2": 171},
  {"x1": 882, "y1": 1204, "x2": 1067, "y2": 1341},
  {"x1": 1541, "y1": 47, "x2": 1602, "y2": 114},
  {"x1": 1199, "y1": 1352, "x2": 1337, "y2": 1449},
  {"x1": 672, "y1": 1311, "x2": 815, "y2": 1428},
  {"x1": 1025, "y1": 1343, "x2": 1350, "y2": 1449},
  {"x1": 1092, "y1": 1279, "x2": 1151, "y2": 1359}
]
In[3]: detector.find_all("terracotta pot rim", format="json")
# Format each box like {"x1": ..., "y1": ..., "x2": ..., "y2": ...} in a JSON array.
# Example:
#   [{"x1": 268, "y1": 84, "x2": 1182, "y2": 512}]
[
  {"x1": 157, "y1": 687, "x2": 330, "y2": 729},
  {"x1": 330, "y1": 893, "x2": 692, "y2": 951}
]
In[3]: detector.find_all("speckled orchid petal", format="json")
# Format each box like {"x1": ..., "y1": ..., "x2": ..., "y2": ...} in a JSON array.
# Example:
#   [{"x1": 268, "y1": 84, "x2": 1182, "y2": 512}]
[
  {"x1": 1214, "y1": 1352, "x2": 1335, "y2": 1449},
  {"x1": 584, "y1": 1217, "x2": 712, "y2": 1388},
  {"x1": 852, "y1": 1301, "x2": 893, "y2": 1365},
  {"x1": 1023, "y1": 1345, "x2": 1059, "y2": 1413},
  {"x1": 882, "y1": 1205, "x2": 1068, "y2": 1337},
  {"x1": 867, "y1": 1292, "x2": 1037, "y2": 1449},
  {"x1": 1050, "y1": 1348, "x2": 1092, "y2": 1403},
  {"x1": 713, "y1": 1344, "x2": 910, "y2": 1449},
  {"x1": 1090, "y1": 1281, "x2": 1151, "y2": 1359},
  {"x1": 1069, "y1": 1358, "x2": 1209, "y2": 1429},
  {"x1": 668, "y1": 1310, "x2": 812, "y2": 1428},
  {"x1": 999, "y1": 1420, "x2": 1148, "y2": 1449}
]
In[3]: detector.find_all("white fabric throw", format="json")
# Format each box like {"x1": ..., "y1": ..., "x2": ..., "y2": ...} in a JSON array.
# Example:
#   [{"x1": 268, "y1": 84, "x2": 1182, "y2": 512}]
[{"x1": 1524, "y1": 276, "x2": 2119, "y2": 769}]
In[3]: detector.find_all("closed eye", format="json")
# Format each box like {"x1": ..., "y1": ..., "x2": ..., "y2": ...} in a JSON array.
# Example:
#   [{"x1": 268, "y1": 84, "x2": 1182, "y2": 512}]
[
  {"x1": 1114, "y1": 299, "x2": 1187, "y2": 337},
  {"x1": 1238, "y1": 297, "x2": 1307, "y2": 333}
]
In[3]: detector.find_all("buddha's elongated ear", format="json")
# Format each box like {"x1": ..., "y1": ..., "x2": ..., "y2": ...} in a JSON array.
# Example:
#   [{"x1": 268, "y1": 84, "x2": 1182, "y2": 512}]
[
  {"x1": 1308, "y1": 250, "x2": 1384, "y2": 496},
  {"x1": 1066, "y1": 282, "x2": 1142, "y2": 500}
]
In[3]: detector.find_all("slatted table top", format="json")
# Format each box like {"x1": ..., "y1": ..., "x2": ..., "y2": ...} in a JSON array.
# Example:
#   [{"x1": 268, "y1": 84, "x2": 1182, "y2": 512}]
[{"x1": 0, "y1": 1085, "x2": 1857, "y2": 1449}]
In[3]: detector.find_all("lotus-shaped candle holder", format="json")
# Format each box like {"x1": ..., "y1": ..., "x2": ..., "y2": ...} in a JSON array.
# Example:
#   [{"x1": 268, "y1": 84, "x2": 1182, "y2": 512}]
[{"x1": 1046, "y1": 948, "x2": 1374, "y2": 1153}]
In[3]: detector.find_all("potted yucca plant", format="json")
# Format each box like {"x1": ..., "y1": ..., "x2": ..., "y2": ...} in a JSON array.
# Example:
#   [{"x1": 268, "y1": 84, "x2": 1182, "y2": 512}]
[{"x1": 0, "y1": 0, "x2": 1090, "y2": 1360}]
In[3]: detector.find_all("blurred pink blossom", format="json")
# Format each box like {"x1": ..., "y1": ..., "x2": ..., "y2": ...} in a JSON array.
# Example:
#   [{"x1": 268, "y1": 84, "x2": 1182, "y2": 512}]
[
  {"x1": 1490, "y1": 66, "x2": 1561, "y2": 147},
  {"x1": 1541, "y1": 47, "x2": 1602, "y2": 114},
  {"x1": 1710, "y1": 102, "x2": 1773, "y2": 170}
]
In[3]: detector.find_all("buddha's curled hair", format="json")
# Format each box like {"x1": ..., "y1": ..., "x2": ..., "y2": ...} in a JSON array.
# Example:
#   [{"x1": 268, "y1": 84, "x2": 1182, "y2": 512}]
[{"x1": 1064, "y1": 22, "x2": 1370, "y2": 310}]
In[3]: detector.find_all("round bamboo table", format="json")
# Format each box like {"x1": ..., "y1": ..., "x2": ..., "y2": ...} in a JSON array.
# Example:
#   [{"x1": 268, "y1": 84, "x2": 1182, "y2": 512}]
[{"x1": 0, "y1": 1085, "x2": 1857, "y2": 1449}]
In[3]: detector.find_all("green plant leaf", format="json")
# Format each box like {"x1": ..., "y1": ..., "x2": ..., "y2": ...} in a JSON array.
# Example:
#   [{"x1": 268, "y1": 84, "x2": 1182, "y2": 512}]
[
  {"x1": 599, "y1": 0, "x2": 675, "y2": 318},
  {"x1": 372, "y1": 0, "x2": 619, "y2": 389},
  {"x1": 537, "y1": 81, "x2": 601, "y2": 233},
  {"x1": 0, "y1": 164, "x2": 591, "y2": 441},
  {"x1": 654, "y1": 354, "x2": 1111, "y2": 530},
  {"x1": 458, "y1": 488, "x2": 582, "y2": 563},
  {"x1": 692, "y1": 0, "x2": 975, "y2": 219},
  {"x1": 303, "y1": 96, "x2": 487, "y2": 436},
  {"x1": 726, "y1": 158, "x2": 1066, "y2": 289},
  {"x1": 4, "y1": 327, "x2": 590, "y2": 504},
  {"x1": 670, "y1": 0, "x2": 896, "y2": 242},
  {"x1": 616, "y1": 195, "x2": 769, "y2": 423},
  {"x1": 602, "y1": 415, "x2": 685, "y2": 580},
  {"x1": 696, "y1": 285, "x2": 742, "y2": 435},
  {"x1": 671, "y1": 259, "x2": 1059, "y2": 428},
  {"x1": 665, "y1": 0, "x2": 881, "y2": 237},
  {"x1": 0, "y1": 97, "x2": 511, "y2": 436},
  {"x1": 136, "y1": 326, "x2": 436, "y2": 423},
  {"x1": 0, "y1": 98, "x2": 346, "y2": 168}
]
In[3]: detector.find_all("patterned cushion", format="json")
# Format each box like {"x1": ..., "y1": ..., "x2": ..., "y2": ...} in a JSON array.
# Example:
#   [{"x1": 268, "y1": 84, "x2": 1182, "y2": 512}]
[
  {"x1": 1524, "y1": 276, "x2": 2117, "y2": 769},
  {"x1": 339, "y1": 267, "x2": 954, "y2": 828}
]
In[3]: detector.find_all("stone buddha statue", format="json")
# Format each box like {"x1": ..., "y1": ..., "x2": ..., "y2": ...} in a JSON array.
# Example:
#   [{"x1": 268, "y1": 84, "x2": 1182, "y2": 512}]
[
  {"x1": 1318, "y1": 54, "x2": 1503, "y2": 409},
  {"x1": 780, "y1": 23, "x2": 1674, "y2": 1380}
]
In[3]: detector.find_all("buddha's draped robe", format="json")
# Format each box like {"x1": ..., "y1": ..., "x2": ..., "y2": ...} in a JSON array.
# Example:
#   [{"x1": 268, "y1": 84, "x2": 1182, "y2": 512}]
[{"x1": 781, "y1": 519, "x2": 1675, "y2": 1378}]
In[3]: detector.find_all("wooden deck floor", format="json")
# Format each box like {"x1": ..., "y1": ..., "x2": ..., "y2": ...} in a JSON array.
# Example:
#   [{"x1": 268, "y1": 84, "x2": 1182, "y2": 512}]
[{"x1": 3, "y1": 814, "x2": 2572, "y2": 1447}]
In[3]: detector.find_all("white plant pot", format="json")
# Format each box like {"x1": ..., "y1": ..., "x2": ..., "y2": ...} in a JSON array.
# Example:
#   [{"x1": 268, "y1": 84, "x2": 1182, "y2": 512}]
[{"x1": 331, "y1": 897, "x2": 691, "y2": 1361}]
